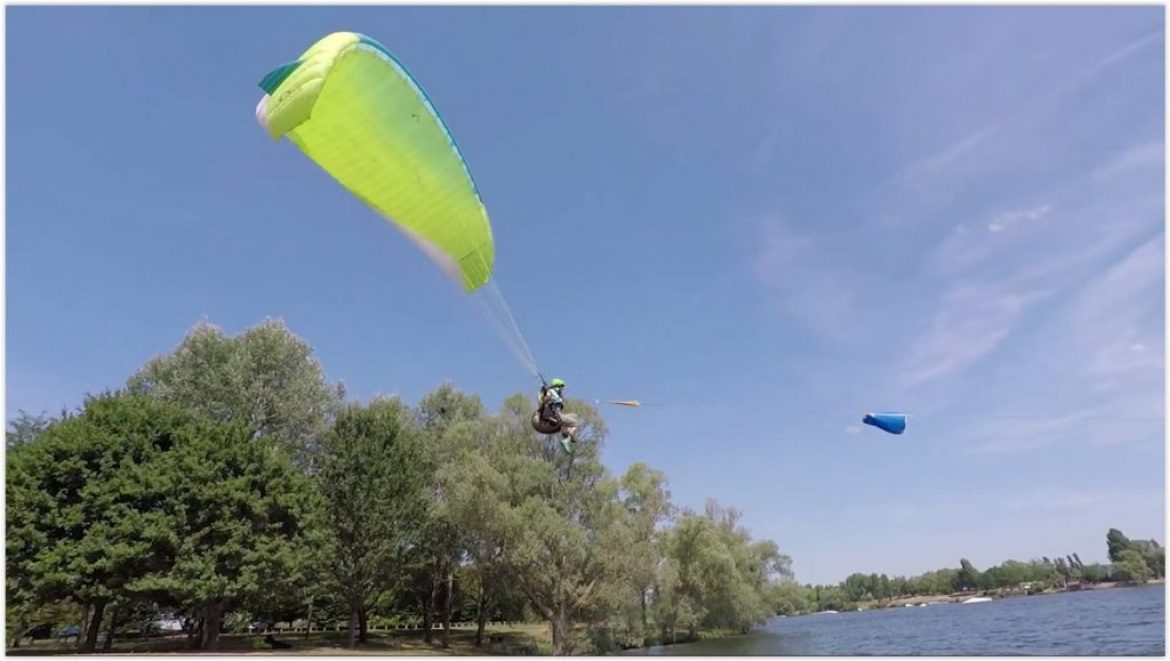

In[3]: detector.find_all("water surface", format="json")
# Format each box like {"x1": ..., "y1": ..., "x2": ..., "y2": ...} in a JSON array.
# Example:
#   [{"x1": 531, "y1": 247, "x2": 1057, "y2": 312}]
[{"x1": 631, "y1": 585, "x2": 1165, "y2": 655}]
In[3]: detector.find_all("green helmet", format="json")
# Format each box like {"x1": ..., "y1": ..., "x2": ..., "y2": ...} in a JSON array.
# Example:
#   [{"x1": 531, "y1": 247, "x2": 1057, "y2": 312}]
[{"x1": 549, "y1": 378, "x2": 566, "y2": 388}]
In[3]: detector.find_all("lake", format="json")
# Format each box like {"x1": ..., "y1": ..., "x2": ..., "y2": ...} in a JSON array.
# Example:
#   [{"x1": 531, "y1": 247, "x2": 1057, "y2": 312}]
[{"x1": 629, "y1": 585, "x2": 1165, "y2": 655}]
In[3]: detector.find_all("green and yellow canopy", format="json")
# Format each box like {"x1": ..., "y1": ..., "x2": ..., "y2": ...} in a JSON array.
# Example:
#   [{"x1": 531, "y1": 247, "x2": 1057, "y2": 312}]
[{"x1": 256, "y1": 31, "x2": 494, "y2": 292}]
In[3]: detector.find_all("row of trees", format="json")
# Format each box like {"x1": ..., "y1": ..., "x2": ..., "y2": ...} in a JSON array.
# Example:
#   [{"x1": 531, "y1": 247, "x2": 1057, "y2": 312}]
[
  {"x1": 771, "y1": 529, "x2": 1165, "y2": 614},
  {"x1": 1105, "y1": 528, "x2": 1165, "y2": 582},
  {"x1": 6, "y1": 319, "x2": 796, "y2": 655}
]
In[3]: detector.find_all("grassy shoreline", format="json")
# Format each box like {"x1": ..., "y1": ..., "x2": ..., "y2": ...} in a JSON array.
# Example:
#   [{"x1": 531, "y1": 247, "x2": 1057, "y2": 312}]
[
  {"x1": 14, "y1": 583, "x2": 1159, "y2": 657},
  {"x1": 7, "y1": 625, "x2": 544, "y2": 656},
  {"x1": 6, "y1": 622, "x2": 755, "y2": 656}
]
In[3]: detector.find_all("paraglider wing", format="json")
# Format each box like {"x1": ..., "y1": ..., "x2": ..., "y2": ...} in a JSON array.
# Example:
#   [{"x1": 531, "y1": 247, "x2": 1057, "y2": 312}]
[
  {"x1": 255, "y1": 31, "x2": 494, "y2": 292},
  {"x1": 863, "y1": 412, "x2": 907, "y2": 435}
]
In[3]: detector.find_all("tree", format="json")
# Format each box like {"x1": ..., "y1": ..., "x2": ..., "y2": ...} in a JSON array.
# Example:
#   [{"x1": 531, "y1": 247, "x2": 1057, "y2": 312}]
[
  {"x1": 654, "y1": 501, "x2": 776, "y2": 642},
  {"x1": 126, "y1": 318, "x2": 343, "y2": 466},
  {"x1": 618, "y1": 463, "x2": 673, "y2": 644},
  {"x1": 478, "y1": 395, "x2": 633, "y2": 655},
  {"x1": 957, "y1": 559, "x2": 981, "y2": 591},
  {"x1": 316, "y1": 396, "x2": 427, "y2": 647},
  {"x1": 1107, "y1": 528, "x2": 1131, "y2": 563},
  {"x1": 442, "y1": 425, "x2": 510, "y2": 647},
  {"x1": 655, "y1": 514, "x2": 717, "y2": 641},
  {"x1": 1114, "y1": 549, "x2": 1154, "y2": 583},
  {"x1": 842, "y1": 574, "x2": 870, "y2": 601},
  {"x1": 415, "y1": 382, "x2": 485, "y2": 434},
  {"x1": 768, "y1": 581, "x2": 812, "y2": 615},
  {"x1": 411, "y1": 383, "x2": 485, "y2": 647},
  {"x1": 1081, "y1": 563, "x2": 1114, "y2": 583},
  {"x1": 6, "y1": 410, "x2": 56, "y2": 448},
  {"x1": 6, "y1": 390, "x2": 320, "y2": 651},
  {"x1": 6, "y1": 392, "x2": 196, "y2": 652},
  {"x1": 1123, "y1": 540, "x2": 1165, "y2": 579},
  {"x1": 128, "y1": 410, "x2": 323, "y2": 649},
  {"x1": 1143, "y1": 546, "x2": 1165, "y2": 579}
]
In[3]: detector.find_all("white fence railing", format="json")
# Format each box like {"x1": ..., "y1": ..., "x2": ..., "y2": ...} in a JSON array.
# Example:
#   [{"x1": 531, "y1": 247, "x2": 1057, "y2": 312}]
[{"x1": 252, "y1": 621, "x2": 527, "y2": 635}]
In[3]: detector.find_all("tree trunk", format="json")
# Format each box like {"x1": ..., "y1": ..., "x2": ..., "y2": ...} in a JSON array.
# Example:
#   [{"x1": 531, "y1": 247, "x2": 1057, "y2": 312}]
[
  {"x1": 662, "y1": 601, "x2": 676, "y2": 645},
  {"x1": 346, "y1": 604, "x2": 359, "y2": 648},
  {"x1": 186, "y1": 619, "x2": 202, "y2": 650},
  {"x1": 418, "y1": 594, "x2": 430, "y2": 637},
  {"x1": 358, "y1": 607, "x2": 369, "y2": 644},
  {"x1": 474, "y1": 581, "x2": 489, "y2": 647},
  {"x1": 103, "y1": 606, "x2": 121, "y2": 652},
  {"x1": 550, "y1": 608, "x2": 571, "y2": 656},
  {"x1": 423, "y1": 577, "x2": 440, "y2": 644},
  {"x1": 10, "y1": 612, "x2": 27, "y2": 649},
  {"x1": 441, "y1": 569, "x2": 453, "y2": 648},
  {"x1": 199, "y1": 601, "x2": 223, "y2": 650},
  {"x1": 82, "y1": 601, "x2": 106, "y2": 653},
  {"x1": 640, "y1": 589, "x2": 649, "y2": 637}
]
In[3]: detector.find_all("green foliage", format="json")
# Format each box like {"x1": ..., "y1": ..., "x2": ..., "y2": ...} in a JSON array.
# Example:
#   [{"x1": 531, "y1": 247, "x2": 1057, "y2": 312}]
[
  {"x1": 652, "y1": 502, "x2": 778, "y2": 642},
  {"x1": 6, "y1": 410, "x2": 57, "y2": 449},
  {"x1": 408, "y1": 385, "x2": 494, "y2": 646},
  {"x1": 13, "y1": 315, "x2": 1163, "y2": 657},
  {"x1": 792, "y1": 526, "x2": 1164, "y2": 616},
  {"x1": 6, "y1": 388, "x2": 323, "y2": 651},
  {"x1": 120, "y1": 409, "x2": 322, "y2": 649},
  {"x1": 1080, "y1": 563, "x2": 1115, "y2": 583},
  {"x1": 7, "y1": 393, "x2": 197, "y2": 622},
  {"x1": 956, "y1": 559, "x2": 981, "y2": 590},
  {"x1": 1103, "y1": 528, "x2": 1163, "y2": 581},
  {"x1": 767, "y1": 581, "x2": 812, "y2": 615},
  {"x1": 6, "y1": 599, "x2": 86, "y2": 648},
  {"x1": 1115, "y1": 550, "x2": 1155, "y2": 583},
  {"x1": 1107, "y1": 529, "x2": 1130, "y2": 563},
  {"x1": 484, "y1": 400, "x2": 631, "y2": 654},
  {"x1": 316, "y1": 396, "x2": 428, "y2": 646},
  {"x1": 1142, "y1": 546, "x2": 1165, "y2": 579},
  {"x1": 126, "y1": 318, "x2": 344, "y2": 465},
  {"x1": 6, "y1": 320, "x2": 796, "y2": 655}
]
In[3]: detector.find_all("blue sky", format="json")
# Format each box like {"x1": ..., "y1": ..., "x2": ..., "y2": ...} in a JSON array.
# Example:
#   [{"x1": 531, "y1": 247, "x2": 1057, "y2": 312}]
[{"x1": 6, "y1": 5, "x2": 1165, "y2": 585}]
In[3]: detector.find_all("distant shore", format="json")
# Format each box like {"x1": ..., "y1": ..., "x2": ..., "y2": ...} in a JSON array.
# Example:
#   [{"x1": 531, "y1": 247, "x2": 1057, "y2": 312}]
[{"x1": 853, "y1": 578, "x2": 1165, "y2": 610}]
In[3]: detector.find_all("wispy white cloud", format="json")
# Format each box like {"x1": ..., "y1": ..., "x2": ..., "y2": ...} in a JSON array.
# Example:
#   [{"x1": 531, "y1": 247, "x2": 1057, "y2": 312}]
[
  {"x1": 738, "y1": 15, "x2": 1163, "y2": 584},
  {"x1": 929, "y1": 203, "x2": 1054, "y2": 275},
  {"x1": 962, "y1": 406, "x2": 1116, "y2": 455},
  {"x1": 1091, "y1": 140, "x2": 1165, "y2": 183},
  {"x1": 751, "y1": 219, "x2": 861, "y2": 342},
  {"x1": 899, "y1": 282, "x2": 1046, "y2": 389},
  {"x1": 889, "y1": 123, "x2": 1001, "y2": 191},
  {"x1": 744, "y1": 18, "x2": 1162, "y2": 470},
  {"x1": 900, "y1": 135, "x2": 1163, "y2": 394},
  {"x1": 987, "y1": 204, "x2": 1051, "y2": 233},
  {"x1": 1073, "y1": 29, "x2": 1165, "y2": 85},
  {"x1": 870, "y1": 30, "x2": 1162, "y2": 230},
  {"x1": 1065, "y1": 233, "x2": 1164, "y2": 381}
]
